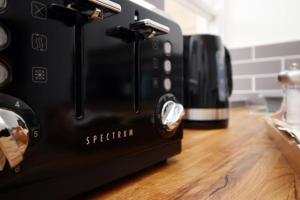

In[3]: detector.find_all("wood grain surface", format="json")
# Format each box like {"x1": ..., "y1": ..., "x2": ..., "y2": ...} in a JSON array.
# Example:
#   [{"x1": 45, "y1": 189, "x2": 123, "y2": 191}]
[{"x1": 83, "y1": 109, "x2": 300, "y2": 200}]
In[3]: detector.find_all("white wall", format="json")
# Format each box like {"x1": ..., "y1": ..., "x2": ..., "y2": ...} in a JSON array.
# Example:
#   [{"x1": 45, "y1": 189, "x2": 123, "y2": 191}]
[
  {"x1": 165, "y1": 0, "x2": 208, "y2": 35},
  {"x1": 223, "y1": 0, "x2": 300, "y2": 48}
]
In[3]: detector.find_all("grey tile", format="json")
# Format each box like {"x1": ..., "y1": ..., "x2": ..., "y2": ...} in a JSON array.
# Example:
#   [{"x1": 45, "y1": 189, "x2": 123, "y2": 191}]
[
  {"x1": 255, "y1": 76, "x2": 281, "y2": 90},
  {"x1": 255, "y1": 41, "x2": 300, "y2": 58},
  {"x1": 146, "y1": 0, "x2": 164, "y2": 10},
  {"x1": 233, "y1": 78, "x2": 252, "y2": 91},
  {"x1": 284, "y1": 57, "x2": 300, "y2": 69},
  {"x1": 230, "y1": 47, "x2": 252, "y2": 61},
  {"x1": 230, "y1": 101, "x2": 247, "y2": 108},
  {"x1": 233, "y1": 60, "x2": 281, "y2": 75},
  {"x1": 230, "y1": 93, "x2": 258, "y2": 102}
]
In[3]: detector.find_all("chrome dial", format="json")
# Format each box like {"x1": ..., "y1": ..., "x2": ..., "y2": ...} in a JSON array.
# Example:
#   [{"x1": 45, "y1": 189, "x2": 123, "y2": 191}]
[
  {"x1": 0, "y1": 109, "x2": 29, "y2": 171},
  {"x1": 161, "y1": 101, "x2": 185, "y2": 133},
  {"x1": 155, "y1": 94, "x2": 185, "y2": 138}
]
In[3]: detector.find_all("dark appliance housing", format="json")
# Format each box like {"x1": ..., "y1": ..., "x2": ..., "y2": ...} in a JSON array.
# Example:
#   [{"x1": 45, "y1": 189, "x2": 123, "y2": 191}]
[
  {"x1": 184, "y1": 34, "x2": 233, "y2": 129},
  {"x1": 0, "y1": 0, "x2": 184, "y2": 199}
]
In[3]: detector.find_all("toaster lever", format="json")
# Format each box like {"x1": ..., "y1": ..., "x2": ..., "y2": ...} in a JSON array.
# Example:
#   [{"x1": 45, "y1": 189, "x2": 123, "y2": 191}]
[
  {"x1": 130, "y1": 19, "x2": 170, "y2": 39},
  {"x1": 66, "y1": 0, "x2": 121, "y2": 20}
]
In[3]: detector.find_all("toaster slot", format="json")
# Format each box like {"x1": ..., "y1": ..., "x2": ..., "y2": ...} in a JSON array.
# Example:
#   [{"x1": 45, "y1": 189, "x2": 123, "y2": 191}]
[
  {"x1": 48, "y1": 1, "x2": 122, "y2": 119},
  {"x1": 74, "y1": 18, "x2": 85, "y2": 119},
  {"x1": 133, "y1": 11, "x2": 141, "y2": 113},
  {"x1": 134, "y1": 40, "x2": 140, "y2": 113}
]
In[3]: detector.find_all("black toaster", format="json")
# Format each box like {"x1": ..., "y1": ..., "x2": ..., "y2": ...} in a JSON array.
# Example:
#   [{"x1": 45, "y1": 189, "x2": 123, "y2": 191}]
[{"x1": 0, "y1": 0, "x2": 184, "y2": 199}]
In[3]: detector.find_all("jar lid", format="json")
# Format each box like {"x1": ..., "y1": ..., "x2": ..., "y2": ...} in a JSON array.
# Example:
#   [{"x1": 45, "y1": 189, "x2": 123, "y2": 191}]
[{"x1": 278, "y1": 70, "x2": 300, "y2": 84}]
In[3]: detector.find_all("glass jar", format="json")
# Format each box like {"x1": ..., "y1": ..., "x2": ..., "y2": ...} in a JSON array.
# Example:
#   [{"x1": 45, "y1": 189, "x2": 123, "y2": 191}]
[{"x1": 278, "y1": 63, "x2": 300, "y2": 127}]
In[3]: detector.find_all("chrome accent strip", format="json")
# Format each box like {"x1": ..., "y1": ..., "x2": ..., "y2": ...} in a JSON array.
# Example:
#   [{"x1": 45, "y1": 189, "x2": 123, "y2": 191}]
[
  {"x1": 143, "y1": 19, "x2": 170, "y2": 34},
  {"x1": 185, "y1": 108, "x2": 229, "y2": 121},
  {"x1": 88, "y1": 0, "x2": 122, "y2": 13}
]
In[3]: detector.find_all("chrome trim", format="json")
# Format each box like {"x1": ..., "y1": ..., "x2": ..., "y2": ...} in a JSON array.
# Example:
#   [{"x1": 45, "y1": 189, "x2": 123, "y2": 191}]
[
  {"x1": 185, "y1": 108, "x2": 229, "y2": 121},
  {"x1": 130, "y1": 19, "x2": 170, "y2": 38},
  {"x1": 142, "y1": 19, "x2": 170, "y2": 34},
  {"x1": 88, "y1": 0, "x2": 121, "y2": 13}
]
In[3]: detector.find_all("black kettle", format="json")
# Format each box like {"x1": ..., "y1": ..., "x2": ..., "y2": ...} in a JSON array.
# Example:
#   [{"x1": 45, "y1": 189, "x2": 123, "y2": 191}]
[{"x1": 183, "y1": 34, "x2": 233, "y2": 129}]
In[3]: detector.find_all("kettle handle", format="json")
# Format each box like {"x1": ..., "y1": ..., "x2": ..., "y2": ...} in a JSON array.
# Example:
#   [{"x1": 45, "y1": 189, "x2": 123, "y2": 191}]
[{"x1": 225, "y1": 47, "x2": 233, "y2": 96}]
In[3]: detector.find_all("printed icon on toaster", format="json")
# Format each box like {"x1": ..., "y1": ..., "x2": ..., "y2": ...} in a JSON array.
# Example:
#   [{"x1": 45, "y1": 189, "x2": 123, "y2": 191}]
[
  {"x1": 31, "y1": 1, "x2": 47, "y2": 20},
  {"x1": 32, "y1": 67, "x2": 47, "y2": 83},
  {"x1": 152, "y1": 78, "x2": 159, "y2": 88},
  {"x1": 32, "y1": 33, "x2": 47, "y2": 51}
]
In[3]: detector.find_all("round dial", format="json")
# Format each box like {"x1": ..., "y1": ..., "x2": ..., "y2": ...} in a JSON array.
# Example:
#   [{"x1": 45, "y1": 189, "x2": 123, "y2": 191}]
[
  {"x1": 0, "y1": 94, "x2": 40, "y2": 171},
  {"x1": 155, "y1": 94, "x2": 185, "y2": 138},
  {"x1": 0, "y1": 109, "x2": 29, "y2": 171}
]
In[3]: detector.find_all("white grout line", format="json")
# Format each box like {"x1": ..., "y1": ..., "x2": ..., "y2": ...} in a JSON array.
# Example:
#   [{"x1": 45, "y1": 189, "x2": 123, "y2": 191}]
[
  {"x1": 232, "y1": 54, "x2": 300, "y2": 65},
  {"x1": 233, "y1": 75, "x2": 253, "y2": 79},
  {"x1": 233, "y1": 90, "x2": 253, "y2": 94},
  {"x1": 233, "y1": 73, "x2": 278, "y2": 79},
  {"x1": 252, "y1": 76, "x2": 256, "y2": 92},
  {"x1": 251, "y1": 46, "x2": 256, "y2": 61},
  {"x1": 281, "y1": 58, "x2": 285, "y2": 71},
  {"x1": 233, "y1": 89, "x2": 282, "y2": 94}
]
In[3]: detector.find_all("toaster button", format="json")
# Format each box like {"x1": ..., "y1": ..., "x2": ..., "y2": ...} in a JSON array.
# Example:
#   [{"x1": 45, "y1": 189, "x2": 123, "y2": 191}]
[
  {"x1": 0, "y1": 24, "x2": 9, "y2": 50},
  {"x1": 0, "y1": 60, "x2": 10, "y2": 87},
  {"x1": 164, "y1": 78, "x2": 172, "y2": 91},
  {"x1": 164, "y1": 60, "x2": 172, "y2": 74},
  {"x1": 164, "y1": 42, "x2": 172, "y2": 56}
]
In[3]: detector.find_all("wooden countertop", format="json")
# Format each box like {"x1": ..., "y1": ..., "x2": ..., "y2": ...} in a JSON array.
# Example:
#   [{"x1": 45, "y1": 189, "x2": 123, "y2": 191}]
[{"x1": 84, "y1": 108, "x2": 300, "y2": 200}]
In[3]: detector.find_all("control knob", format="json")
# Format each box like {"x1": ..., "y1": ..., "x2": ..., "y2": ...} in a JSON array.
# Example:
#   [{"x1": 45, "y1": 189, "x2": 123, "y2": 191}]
[
  {"x1": 155, "y1": 94, "x2": 185, "y2": 138},
  {"x1": 0, "y1": 109, "x2": 29, "y2": 171},
  {"x1": 0, "y1": 94, "x2": 40, "y2": 172}
]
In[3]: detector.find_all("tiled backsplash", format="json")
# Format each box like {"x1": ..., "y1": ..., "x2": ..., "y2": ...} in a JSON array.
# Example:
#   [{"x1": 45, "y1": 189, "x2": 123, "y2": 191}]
[{"x1": 230, "y1": 40, "x2": 300, "y2": 101}]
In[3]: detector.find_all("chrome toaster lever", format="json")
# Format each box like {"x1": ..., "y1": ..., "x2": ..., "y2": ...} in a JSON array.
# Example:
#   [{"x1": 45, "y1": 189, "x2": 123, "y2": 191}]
[
  {"x1": 67, "y1": 0, "x2": 122, "y2": 20},
  {"x1": 130, "y1": 19, "x2": 170, "y2": 39}
]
